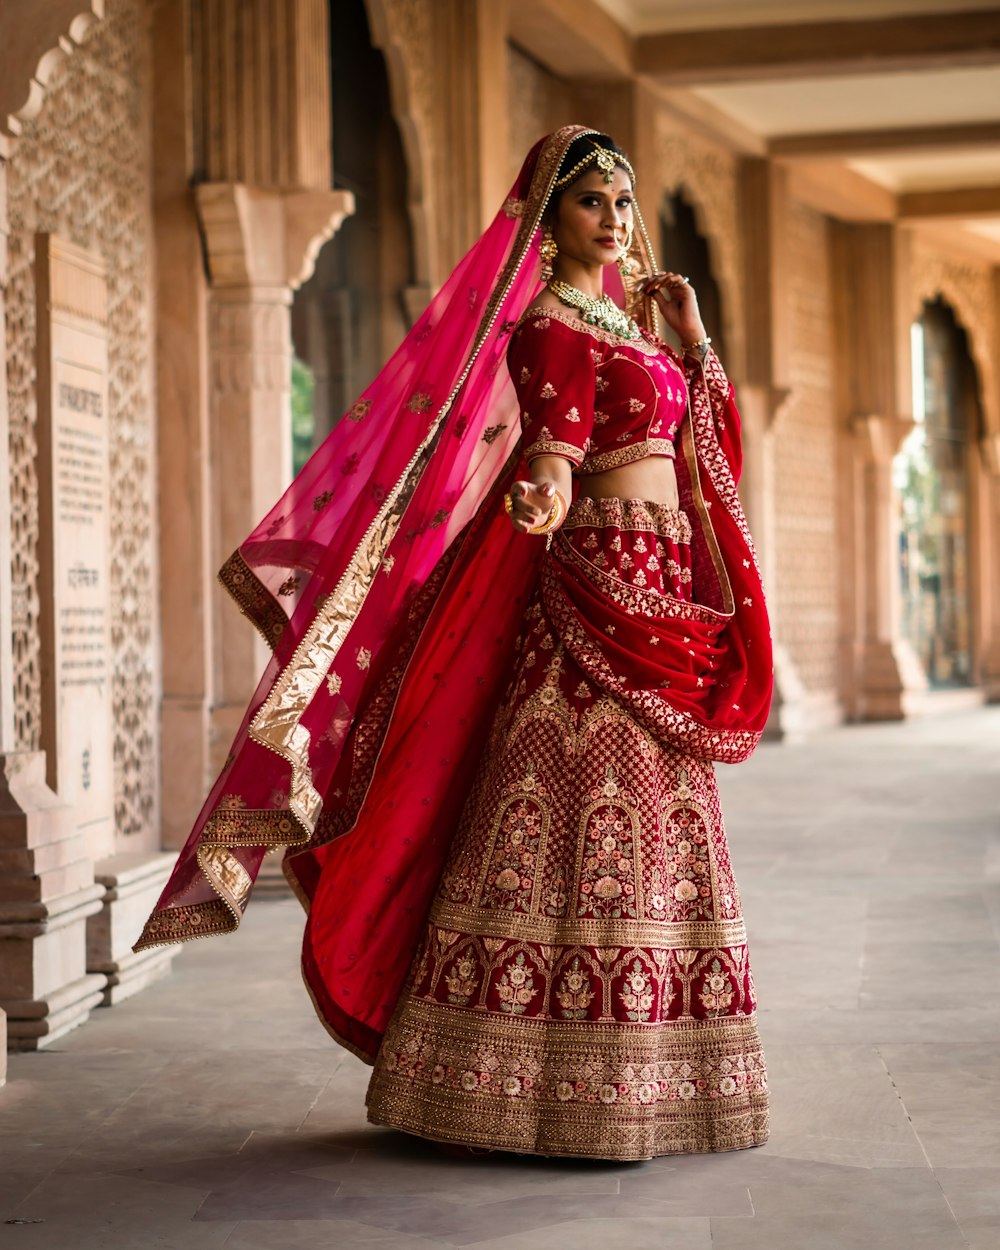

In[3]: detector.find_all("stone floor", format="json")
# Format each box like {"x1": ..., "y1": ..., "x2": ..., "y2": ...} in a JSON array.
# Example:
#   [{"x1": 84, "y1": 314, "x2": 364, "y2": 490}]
[{"x1": 2, "y1": 706, "x2": 998, "y2": 1250}]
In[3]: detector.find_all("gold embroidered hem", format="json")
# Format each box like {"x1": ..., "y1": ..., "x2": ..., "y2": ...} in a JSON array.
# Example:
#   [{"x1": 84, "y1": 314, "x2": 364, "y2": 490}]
[{"x1": 367, "y1": 1002, "x2": 768, "y2": 1160}]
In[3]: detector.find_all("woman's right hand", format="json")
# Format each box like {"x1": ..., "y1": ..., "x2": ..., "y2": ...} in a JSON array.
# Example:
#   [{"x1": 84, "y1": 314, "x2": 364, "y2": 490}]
[{"x1": 507, "y1": 479, "x2": 556, "y2": 533}]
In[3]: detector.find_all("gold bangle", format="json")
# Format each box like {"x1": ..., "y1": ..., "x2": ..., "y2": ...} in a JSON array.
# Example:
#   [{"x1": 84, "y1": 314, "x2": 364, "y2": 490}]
[
  {"x1": 683, "y1": 335, "x2": 711, "y2": 356},
  {"x1": 528, "y1": 488, "x2": 567, "y2": 535}
]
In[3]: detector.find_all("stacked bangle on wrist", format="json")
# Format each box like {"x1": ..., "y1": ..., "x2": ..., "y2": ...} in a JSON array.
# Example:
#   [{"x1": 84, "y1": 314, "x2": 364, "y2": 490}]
[
  {"x1": 682, "y1": 335, "x2": 712, "y2": 358},
  {"x1": 528, "y1": 488, "x2": 567, "y2": 535}
]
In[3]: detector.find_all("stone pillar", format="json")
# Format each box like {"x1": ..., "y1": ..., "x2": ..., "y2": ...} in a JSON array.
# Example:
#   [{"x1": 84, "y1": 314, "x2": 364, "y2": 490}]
[
  {"x1": 832, "y1": 222, "x2": 925, "y2": 720},
  {"x1": 0, "y1": 1, "x2": 111, "y2": 1050},
  {"x1": 977, "y1": 269, "x2": 1000, "y2": 699},
  {"x1": 977, "y1": 432, "x2": 1000, "y2": 700},
  {"x1": 195, "y1": 183, "x2": 354, "y2": 769},
  {"x1": 737, "y1": 159, "x2": 804, "y2": 738}
]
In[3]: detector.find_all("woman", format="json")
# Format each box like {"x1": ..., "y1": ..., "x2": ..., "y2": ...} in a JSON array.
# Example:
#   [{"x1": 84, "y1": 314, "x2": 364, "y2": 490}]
[{"x1": 135, "y1": 126, "x2": 772, "y2": 1162}]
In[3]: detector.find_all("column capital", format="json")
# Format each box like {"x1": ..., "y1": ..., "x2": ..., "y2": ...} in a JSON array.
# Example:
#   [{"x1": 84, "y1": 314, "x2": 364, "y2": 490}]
[
  {"x1": 850, "y1": 411, "x2": 917, "y2": 464},
  {"x1": 195, "y1": 183, "x2": 355, "y2": 291}
]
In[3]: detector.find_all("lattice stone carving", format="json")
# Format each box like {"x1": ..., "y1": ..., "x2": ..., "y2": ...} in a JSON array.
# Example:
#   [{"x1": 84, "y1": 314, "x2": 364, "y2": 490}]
[{"x1": 5, "y1": 0, "x2": 157, "y2": 839}]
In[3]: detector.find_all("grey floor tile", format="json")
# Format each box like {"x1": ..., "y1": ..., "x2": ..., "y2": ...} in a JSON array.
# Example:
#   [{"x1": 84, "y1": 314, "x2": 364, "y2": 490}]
[
  {"x1": 762, "y1": 1044, "x2": 925, "y2": 1168},
  {"x1": 467, "y1": 1216, "x2": 712, "y2": 1249},
  {"x1": 222, "y1": 1220, "x2": 450, "y2": 1250}
]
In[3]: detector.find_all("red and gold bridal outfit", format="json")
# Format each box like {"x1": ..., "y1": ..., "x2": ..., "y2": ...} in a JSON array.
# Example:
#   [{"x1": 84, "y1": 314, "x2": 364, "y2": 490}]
[
  {"x1": 133, "y1": 126, "x2": 773, "y2": 1165},
  {"x1": 365, "y1": 311, "x2": 770, "y2": 1160}
]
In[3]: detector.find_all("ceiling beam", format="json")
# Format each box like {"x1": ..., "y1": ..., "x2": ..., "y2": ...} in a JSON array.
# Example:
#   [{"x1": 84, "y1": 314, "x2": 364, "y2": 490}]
[
  {"x1": 769, "y1": 122, "x2": 1000, "y2": 159},
  {"x1": 651, "y1": 87, "x2": 767, "y2": 156},
  {"x1": 508, "y1": 0, "x2": 632, "y2": 79},
  {"x1": 635, "y1": 9, "x2": 1000, "y2": 85},
  {"x1": 898, "y1": 185, "x2": 1000, "y2": 218},
  {"x1": 785, "y1": 162, "x2": 896, "y2": 223}
]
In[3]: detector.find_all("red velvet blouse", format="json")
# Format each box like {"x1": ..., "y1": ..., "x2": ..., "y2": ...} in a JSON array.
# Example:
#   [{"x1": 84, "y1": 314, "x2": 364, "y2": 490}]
[{"x1": 507, "y1": 307, "x2": 688, "y2": 475}]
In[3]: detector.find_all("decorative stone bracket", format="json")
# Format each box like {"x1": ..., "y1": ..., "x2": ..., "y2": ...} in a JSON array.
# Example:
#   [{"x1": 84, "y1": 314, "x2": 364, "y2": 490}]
[
  {"x1": 195, "y1": 183, "x2": 355, "y2": 292},
  {"x1": 981, "y1": 432, "x2": 1000, "y2": 477},
  {"x1": 851, "y1": 410, "x2": 917, "y2": 465}
]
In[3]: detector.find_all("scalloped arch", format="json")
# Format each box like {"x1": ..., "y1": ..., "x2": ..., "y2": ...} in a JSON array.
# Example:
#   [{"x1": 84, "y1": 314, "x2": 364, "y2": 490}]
[
  {"x1": 910, "y1": 253, "x2": 999, "y2": 440},
  {"x1": 0, "y1": 1, "x2": 104, "y2": 157}
]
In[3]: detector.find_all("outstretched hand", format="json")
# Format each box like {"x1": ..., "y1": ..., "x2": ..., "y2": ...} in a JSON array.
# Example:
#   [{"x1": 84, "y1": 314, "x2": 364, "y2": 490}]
[
  {"x1": 641, "y1": 272, "x2": 707, "y2": 347},
  {"x1": 507, "y1": 479, "x2": 556, "y2": 533}
]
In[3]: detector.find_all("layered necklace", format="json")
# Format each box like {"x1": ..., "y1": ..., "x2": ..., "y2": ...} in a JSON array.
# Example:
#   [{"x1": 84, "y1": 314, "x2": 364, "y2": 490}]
[{"x1": 549, "y1": 279, "x2": 641, "y2": 342}]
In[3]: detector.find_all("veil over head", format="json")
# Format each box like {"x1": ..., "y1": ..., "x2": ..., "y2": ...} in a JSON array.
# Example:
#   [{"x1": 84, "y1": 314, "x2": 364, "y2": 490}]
[{"x1": 135, "y1": 125, "x2": 771, "y2": 1060}]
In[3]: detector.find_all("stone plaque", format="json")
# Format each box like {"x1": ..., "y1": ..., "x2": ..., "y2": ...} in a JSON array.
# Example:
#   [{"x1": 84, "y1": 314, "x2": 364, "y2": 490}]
[{"x1": 36, "y1": 234, "x2": 114, "y2": 855}]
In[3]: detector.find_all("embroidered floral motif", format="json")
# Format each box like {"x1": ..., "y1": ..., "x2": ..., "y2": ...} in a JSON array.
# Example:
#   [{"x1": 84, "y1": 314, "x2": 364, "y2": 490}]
[
  {"x1": 563, "y1": 406, "x2": 581, "y2": 422},
  {"x1": 326, "y1": 672, "x2": 342, "y2": 695},
  {"x1": 619, "y1": 958, "x2": 654, "y2": 1022},
  {"x1": 313, "y1": 490, "x2": 334, "y2": 511},
  {"x1": 555, "y1": 956, "x2": 595, "y2": 1018},
  {"x1": 520, "y1": 366, "x2": 531, "y2": 384},
  {"x1": 577, "y1": 767, "x2": 639, "y2": 920},
  {"x1": 483, "y1": 424, "x2": 507, "y2": 445},
  {"x1": 444, "y1": 945, "x2": 481, "y2": 1006},
  {"x1": 663, "y1": 804, "x2": 713, "y2": 920},
  {"x1": 698, "y1": 958, "x2": 735, "y2": 1016},
  {"x1": 539, "y1": 382, "x2": 557, "y2": 398},
  {"x1": 407, "y1": 391, "x2": 432, "y2": 414},
  {"x1": 277, "y1": 575, "x2": 300, "y2": 597},
  {"x1": 356, "y1": 647, "x2": 372, "y2": 671},
  {"x1": 347, "y1": 398, "x2": 371, "y2": 421},
  {"x1": 496, "y1": 952, "x2": 537, "y2": 1015}
]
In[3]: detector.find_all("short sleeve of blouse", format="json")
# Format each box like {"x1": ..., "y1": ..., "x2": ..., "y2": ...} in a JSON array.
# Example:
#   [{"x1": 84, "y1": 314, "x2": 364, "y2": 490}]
[{"x1": 507, "y1": 316, "x2": 596, "y2": 467}]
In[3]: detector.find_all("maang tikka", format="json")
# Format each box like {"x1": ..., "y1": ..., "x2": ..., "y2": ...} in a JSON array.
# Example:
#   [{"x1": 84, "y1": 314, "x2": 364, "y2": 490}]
[{"x1": 540, "y1": 226, "x2": 559, "y2": 283}]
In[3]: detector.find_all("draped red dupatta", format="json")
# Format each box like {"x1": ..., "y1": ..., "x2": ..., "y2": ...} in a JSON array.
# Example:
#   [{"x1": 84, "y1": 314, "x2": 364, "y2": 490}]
[{"x1": 135, "y1": 126, "x2": 773, "y2": 1063}]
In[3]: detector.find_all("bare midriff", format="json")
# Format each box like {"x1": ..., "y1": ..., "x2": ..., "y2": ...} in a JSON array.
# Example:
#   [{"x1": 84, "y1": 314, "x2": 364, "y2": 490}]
[{"x1": 576, "y1": 455, "x2": 679, "y2": 511}]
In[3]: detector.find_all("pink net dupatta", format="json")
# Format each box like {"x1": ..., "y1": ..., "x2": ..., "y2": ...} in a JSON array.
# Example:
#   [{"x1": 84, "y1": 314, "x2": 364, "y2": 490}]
[
  {"x1": 134, "y1": 124, "x2": 773, "y2": 1063},
  {"x1": 133, "y1": 128, "x2": 590, "y2": 953}
]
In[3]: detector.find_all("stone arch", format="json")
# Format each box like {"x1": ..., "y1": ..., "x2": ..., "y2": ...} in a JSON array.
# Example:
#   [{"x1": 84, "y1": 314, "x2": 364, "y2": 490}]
[
  {"x1": 910, "y1": 255, "x2": 998, "y2": 444},
  {"x1": 0, "y1": 1, "x2": 104, "y2": 157},
  {"x1": 652, "y1": 119, "x2": 744, "y2": 378}
]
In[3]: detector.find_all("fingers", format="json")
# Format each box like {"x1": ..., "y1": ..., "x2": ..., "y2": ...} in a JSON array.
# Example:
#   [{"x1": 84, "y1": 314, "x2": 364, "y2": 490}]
[
  {"x1": 508, "y1": 480, "x2": 555, "y2": 531},
  {"x1": 640, "y1": 272, "x2": 693, "y2": 301}
]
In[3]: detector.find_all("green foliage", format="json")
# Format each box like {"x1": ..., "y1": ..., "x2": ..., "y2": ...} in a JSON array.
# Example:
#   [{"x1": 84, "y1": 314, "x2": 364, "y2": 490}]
[{"x1": 291, "y1": 356, "x2": 316, "y2": 477}]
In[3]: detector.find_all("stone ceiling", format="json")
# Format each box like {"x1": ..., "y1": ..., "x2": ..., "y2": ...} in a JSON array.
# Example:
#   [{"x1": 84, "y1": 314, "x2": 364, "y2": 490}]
[{"x1": 515, "y1": 0, "x2": 1000, "y2": 257}]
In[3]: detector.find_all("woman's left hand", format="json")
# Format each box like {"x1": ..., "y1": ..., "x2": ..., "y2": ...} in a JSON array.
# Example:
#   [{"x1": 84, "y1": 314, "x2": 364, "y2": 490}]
[{"x1": 641, "y1": 272, "x2": 707, "y2": 346}]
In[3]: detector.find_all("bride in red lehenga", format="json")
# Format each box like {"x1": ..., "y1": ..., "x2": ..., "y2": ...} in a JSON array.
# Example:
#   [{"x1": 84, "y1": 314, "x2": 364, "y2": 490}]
[{"x1": 135, "y1": 126, "x2": 773, "y2": 1161}]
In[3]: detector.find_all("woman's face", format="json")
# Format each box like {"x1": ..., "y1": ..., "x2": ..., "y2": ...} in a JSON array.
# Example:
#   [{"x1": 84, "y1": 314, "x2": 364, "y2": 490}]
[{"x1": 551, "y1": 166, "x2": 634, "y2": 270}]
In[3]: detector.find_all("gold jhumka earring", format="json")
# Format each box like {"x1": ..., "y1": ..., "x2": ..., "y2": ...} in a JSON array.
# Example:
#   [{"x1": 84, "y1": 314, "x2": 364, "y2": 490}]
[
  {"x1": 617, "y1": 224, "x2": 635, "y2": 277},
  {"x1": 540, "y1": 226, "x2": 559, "y2": 283}
]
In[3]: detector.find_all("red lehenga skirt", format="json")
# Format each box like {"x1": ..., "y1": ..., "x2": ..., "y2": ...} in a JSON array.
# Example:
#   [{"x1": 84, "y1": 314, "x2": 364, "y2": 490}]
[{"x1": 365, "y1": 497, "x2": 768, "y2": 1160}]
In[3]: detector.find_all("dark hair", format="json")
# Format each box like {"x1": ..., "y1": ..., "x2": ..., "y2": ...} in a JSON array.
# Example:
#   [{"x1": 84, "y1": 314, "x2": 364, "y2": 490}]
[{"x1": 546, "y1": 132, "x2": 633, "y2": 216}]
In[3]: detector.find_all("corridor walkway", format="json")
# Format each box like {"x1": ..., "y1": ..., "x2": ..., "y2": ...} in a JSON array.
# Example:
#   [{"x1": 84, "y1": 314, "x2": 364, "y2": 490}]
[{"x1": 1, "y1": 708, "x2": 998, "y2": 1249}]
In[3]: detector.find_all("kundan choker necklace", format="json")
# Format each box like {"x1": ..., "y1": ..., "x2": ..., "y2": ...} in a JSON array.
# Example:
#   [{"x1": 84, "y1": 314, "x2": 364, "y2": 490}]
[{"x1": 549, "y1": 279, "x2": 641, "y2": 341}]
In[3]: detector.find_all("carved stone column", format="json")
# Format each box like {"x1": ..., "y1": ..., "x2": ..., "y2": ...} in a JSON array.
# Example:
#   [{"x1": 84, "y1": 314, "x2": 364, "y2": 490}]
[
  {"x1": 196, "y1": 183, "x2": 353, "y2": 768},
  {"x1": 977, "y1": 430, "x2": 1000, "y2": 700},
  {"x1": 737, "y1": 159, "x2": 805, "y2": 737},
  {"x1": 832, "y1": 222, "x2": 926, "y2": 720}
]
